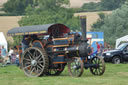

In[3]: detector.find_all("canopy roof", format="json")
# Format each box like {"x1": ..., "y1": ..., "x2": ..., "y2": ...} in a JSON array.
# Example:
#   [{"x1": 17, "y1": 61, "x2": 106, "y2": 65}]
[
  {"x1": 0, "y1": 32, "x2": 7, "y2": 50},
  {"x1": 115, "y1": 35, "x2": 128, "y2": 49},
  {"x1": 7, "y1": 23, "x2": 70, "y2": 36}
]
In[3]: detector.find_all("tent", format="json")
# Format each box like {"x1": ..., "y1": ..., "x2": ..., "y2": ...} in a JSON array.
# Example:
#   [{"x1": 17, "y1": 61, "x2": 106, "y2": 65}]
[
  {"x1": 115, "y1": 35, "x2": 128, "y2": 49},
  {"x1": 0, "y1": 32, "x2": 8, "y2": 51}
]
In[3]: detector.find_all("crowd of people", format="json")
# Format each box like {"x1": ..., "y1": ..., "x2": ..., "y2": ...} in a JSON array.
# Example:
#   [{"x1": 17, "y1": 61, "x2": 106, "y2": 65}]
[
  {"x1": 0, "y1": 34, "x2": 39, "y2": 67},
  {"x1": 96, "y1": 42, "x2": 104, "y2": 56},
  {"x1": 0, "y1": 46, "x2": 19, "y2": 66},
  {"x1": 89, "y1": 42, "x2": 113, "y2": 57}
]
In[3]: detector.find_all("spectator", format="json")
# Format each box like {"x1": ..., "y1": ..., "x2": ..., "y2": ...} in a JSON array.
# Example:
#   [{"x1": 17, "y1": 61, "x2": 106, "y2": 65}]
[
  {"x1": 96, "y1": 42, "x2": 100, "y2": 55},
  {"x1": 107, "y1": 44, "x2": 111, "y2": 51},
  {"x1": 1, "y1": 46, "x2": 7, "y2": 59},
  {"x1": 8, "y1": 48, "x2": 14, "y2": 63},
  {"x1": 14, "y1": 48, "x2": 19, "y2": 66},
  {"x1": 87, "y1": 44, "x2": 92, "y2": 55},
  {"x1": 90, "y1": 47, "x2": 97, "y2": 57},
  {"x1": 99, "y1": 43, "x2": 104, "y2": 56},
  {"x1": 1, "y1": 46, "x2": 7, "y2": 66}
]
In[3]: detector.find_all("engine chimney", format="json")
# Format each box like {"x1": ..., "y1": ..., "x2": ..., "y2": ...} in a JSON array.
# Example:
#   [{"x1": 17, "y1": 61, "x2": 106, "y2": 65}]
[{"x1": 80, "y1": 17, "x2": 86, "y2": 40}]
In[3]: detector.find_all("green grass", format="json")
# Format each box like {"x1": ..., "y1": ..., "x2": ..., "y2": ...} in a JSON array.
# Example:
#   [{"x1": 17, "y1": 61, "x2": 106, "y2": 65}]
[{"x1": 0, "y1": 63, "x2": 128, "y2": 85}]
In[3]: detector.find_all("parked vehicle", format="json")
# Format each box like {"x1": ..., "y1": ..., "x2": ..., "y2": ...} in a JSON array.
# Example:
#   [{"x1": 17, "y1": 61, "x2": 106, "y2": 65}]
[
  {"x1": 7, "y1": 18, "x2": 105, "y2": 77},
  {"x1": 102, "y1": 43, "x2": 128, "y2": 64}
]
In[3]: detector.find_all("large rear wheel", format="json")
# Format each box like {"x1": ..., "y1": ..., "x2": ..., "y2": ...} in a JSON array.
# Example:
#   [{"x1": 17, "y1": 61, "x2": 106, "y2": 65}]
[
  {"x1": 68, "y1": 57, "x2": 84, "y2": 77},
  {"x1": 90, "y1": 56, "x2": 105, "y2": 75},
  {"x1": 22, "y1": 47, "x2": 49, "y2": 77}
]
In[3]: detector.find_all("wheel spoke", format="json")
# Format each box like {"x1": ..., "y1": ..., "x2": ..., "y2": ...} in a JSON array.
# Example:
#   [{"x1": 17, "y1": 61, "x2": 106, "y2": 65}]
[
  {"x1": 93, "y1": 58, "x2": 97, "y2": 64},
  {"x1": 28, "y1": 50, "x2": 35, "y2": 60},
  {"x1": 30, "y1": 67, "x2": 35, "y2": 74},
  {"x1": 33, "y1": 50, "x2": 38, "y2": 58},
  {"x1": 53, "y1": 69, "x2": 57, "y2": 74},
  {"x1": 37, "y1": 64, "x2": 43, "y2": 70},
  {"x1": 38, "y1": 61, "x2": 44, "y2": 64},
  {"x1": 37, "y1": 56, "x2": 43, "y2": 62},
  {"x1": 98, "y1": 68, "x2": 101, "y2": 73},
  {"x1": 36, "y1": 55, "x2": 42, "y2": 61},
  {"x1": 25, "y1": 62, "x2": 31, "y2": 65},
  {"x1": 33, "y1": 50, "x2": 36, "y2": 57},
  {"x1": 94, "y1": 69, "x2": 98, "y2": 75},
  {"x1": 23, "y1": 65, "x2": 31, "y2": 70},
  {"x1": 95, "y1": 58, "x2": 99, "y2": 64},
  {"x1": 30, "y1": 65, "x2": 33, "y2": 71},
  {"x1": 39, "y1": 64, "x2": 44, "y2": 69},
  {"x1": 36, "y1": 67, "x2": 39, "y2": 73},
  {"x1": 97, "y1": 59, "x2": 101, "y2": 64},
  {"x1": 23, "y1": 58, "x2": 31, "y2": 62},
  {"x1": 27, "y1": 51, "x2": 33, "y2": 60}
]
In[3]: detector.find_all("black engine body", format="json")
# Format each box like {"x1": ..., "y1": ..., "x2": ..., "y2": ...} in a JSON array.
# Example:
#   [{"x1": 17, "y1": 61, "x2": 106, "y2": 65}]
[{"x1": 46, "y1": 33, "x2": 89, "y2": 58}]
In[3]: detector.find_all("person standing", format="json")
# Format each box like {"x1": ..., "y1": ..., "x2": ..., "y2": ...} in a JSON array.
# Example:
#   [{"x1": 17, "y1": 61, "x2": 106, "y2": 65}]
[
  {"x1": 1, "y1": 46, "x2": 7, "y2": 66},
  {"x1": 8, "y1": 48, "x2": 14, "y2": 63},
  {"x1": 1, "y1": 46, "x2": 7, "y2": 59},
  {"x1": 96, "y1": 42, "x2": 100, "y2": 55},
  {"x1": 99, "y1": 43, "x2": 104, "y2": 56}
]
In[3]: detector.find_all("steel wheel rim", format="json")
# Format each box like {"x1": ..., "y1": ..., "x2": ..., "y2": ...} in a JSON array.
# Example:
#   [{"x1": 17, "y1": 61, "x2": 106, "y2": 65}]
[
  {"x1": 90, "y1": 56, "x2": 105, "y2": 75},
  {"x1": 68, "y1": 57, "x2": 84, "y2": 77},
  {"x1": 22, "y1": 47, "x2": 46, "y2": 77}
]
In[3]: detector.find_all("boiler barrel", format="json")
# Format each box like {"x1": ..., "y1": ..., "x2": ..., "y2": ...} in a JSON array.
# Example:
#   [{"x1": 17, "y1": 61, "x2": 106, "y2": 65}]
[{"x1": 52, "y1": 42, "x2": 88, "y2": 57}]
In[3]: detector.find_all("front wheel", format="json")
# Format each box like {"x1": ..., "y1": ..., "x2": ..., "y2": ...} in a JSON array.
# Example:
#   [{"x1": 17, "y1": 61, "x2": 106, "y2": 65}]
[
  {"x1": 90, "y1": 56, "x2": 105, "y2": 75},
  {"x1": 68, "y1": 57, "x2": 84, "y2": 77},
  {"x1": 112, "y1": 56, "x2": 121, "y2": 64}
]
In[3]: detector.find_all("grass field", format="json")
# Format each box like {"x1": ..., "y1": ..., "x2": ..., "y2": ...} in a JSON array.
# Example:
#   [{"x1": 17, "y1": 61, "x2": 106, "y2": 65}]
[{"x1": 0, "y1": 63, "x2": 128, "y2": 85}]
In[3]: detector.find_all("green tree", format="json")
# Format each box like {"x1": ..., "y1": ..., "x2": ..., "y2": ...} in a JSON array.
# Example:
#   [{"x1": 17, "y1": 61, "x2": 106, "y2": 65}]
[
  {"x1": 100, "y1": 0, "x2": 126, "y2": 10},
  {"x1": 37, "y1": 0, "x2": 69, "y2": 11},
  {"x1": 13, "y1": 36, "x2": 23, "y2": 46},
  {"x1": 19, "y1": 0, "x2": 80, "y2": 31},
  {"x1": 92, "y1": 13, "x2": 105, "y2": 30},
  {"x1": 80, "y1": 0, "x2": 126, "y2": 12},
  {"x1": 91, "y1": 2, "x2": 128, "y2": 46},
  {"x1": 80, "y1": 2, "x2": 101, "y2": 12},
  {"x1": 3, "y1": 0, "x2": 34, "y2": 15}
]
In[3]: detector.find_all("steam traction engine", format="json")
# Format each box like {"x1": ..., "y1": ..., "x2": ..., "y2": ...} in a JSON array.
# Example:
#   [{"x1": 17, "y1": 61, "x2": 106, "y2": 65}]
[{"x1": 7, "y1": 18, "x2": 105, "y2": 77}]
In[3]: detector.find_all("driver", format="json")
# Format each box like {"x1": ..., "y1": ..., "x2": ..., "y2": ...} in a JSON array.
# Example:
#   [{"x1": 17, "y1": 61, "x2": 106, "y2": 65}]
[{"x1": 21, "y1": 35, "x2": 32, "y2": 53}]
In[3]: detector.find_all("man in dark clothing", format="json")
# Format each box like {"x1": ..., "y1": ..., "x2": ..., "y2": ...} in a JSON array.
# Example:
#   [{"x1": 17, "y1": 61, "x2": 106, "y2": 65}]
[
  {"x1": 99, "y1": 43, "x2": 104, "y2": 56},
  {"x1": 21, "y1": 35, "x2": 31, "y2": 53},
  {"x1": 31, "y1": 34, "x2": 39, "y2": 41}
]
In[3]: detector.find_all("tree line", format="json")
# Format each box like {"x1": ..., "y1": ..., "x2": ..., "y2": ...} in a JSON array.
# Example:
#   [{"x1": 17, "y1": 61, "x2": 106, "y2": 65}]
[{"x1": 79, "y1": 0, "x2": 126, "y2": 12}]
